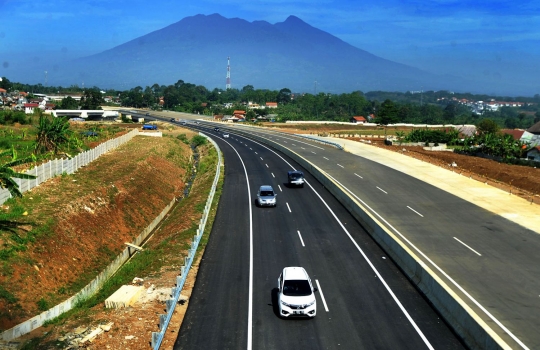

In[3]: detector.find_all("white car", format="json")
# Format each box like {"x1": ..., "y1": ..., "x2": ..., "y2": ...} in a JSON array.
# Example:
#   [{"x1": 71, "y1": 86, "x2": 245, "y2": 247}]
[
  {"x1": 223, "y1": 133, "x2": 229, "y2": 138},
  {"x1": 277, "y1": 267, "x2": 317, "y2": 318}
]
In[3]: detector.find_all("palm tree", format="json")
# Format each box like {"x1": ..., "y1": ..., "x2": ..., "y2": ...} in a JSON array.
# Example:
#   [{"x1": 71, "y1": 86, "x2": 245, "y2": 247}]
[
  {"x1": 0, "y1": 147, "x2": 36, "y2": 198},
  {"x1": 35, "y1": 115, "x2": 72, "y2": 155}
]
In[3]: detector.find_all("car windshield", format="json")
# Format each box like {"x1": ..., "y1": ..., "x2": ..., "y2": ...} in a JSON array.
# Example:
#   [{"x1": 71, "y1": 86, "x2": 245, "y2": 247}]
[
  {"x1": 283, "y1": 280, "x2": 311, "y2": 296},
  {"x1": 290, "y1": 173, "x2": 302, "y2": 180},
  {"x1": 260, "y1": 191, "x2": 274, "y2": 197}
]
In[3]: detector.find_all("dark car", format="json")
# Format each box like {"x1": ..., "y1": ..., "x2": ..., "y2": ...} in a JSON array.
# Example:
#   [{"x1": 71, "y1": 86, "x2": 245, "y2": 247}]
[{"x1": 287, "y1": 171, "x2": 305, "y2": 187}]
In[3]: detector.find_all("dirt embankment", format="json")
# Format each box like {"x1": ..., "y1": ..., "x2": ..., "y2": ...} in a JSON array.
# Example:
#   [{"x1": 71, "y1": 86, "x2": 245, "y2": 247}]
[
  {"x1": 348, "y1": 137, "x2": 540, "y2": 202},
  {"x1": 0, "y1": 131, "x2": 192, "y2": 330}
]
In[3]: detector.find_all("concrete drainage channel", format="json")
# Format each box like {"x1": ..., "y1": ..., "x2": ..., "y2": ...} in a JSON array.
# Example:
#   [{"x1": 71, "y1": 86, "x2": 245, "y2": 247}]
[
  {"x1": 150, "y1": 134, "x2": 222, "y2": 349},
  {"x1": 0, "y1": 133, "x2": 222, "y2": 349}
]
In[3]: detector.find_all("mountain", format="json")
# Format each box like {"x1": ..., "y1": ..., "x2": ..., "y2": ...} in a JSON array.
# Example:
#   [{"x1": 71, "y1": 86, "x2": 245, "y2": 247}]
[{"x1": 20, "y1": 14, "x2": 499, "y2": 93}]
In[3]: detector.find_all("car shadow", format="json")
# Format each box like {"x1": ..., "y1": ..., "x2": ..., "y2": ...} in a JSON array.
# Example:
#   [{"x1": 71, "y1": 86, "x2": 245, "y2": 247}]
[
  {"x1": 271, "y1": 288, "x2": 280, "y2": 317},
  {"x1": 283, "y1": 182, "x2": 303, "y2": 189}
]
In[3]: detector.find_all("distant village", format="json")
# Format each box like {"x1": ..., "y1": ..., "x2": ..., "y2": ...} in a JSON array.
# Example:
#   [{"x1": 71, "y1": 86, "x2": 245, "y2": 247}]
[
  {"x1": 1, "y1": 88, "x2": 539, "y2": 161},
  {"x1": 437, "y1": 96, "x2": 533, "y2": 115}
]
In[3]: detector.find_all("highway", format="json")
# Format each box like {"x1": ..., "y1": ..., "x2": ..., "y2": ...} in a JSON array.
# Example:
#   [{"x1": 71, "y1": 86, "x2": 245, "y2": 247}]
[
  {"x1": 134, "y1": 111, "x2": 540, "y2": 349},
  {"x1": 171, "y1": 119, "x2": 464, "y2": 349},
  {"x1": 202, "y1": 120, "x2": 540, "y2": 350}
]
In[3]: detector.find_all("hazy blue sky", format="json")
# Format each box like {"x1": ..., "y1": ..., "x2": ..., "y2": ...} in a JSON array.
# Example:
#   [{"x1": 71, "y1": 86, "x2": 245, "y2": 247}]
[{"x1": 1, "y1": 0, "x2": 539, "y2": 93}]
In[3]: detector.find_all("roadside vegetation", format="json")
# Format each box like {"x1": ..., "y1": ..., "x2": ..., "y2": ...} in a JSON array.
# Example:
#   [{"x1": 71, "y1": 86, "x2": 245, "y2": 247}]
[{"x1": 15, "y1": 133, "x2": 220, "y2": 349}]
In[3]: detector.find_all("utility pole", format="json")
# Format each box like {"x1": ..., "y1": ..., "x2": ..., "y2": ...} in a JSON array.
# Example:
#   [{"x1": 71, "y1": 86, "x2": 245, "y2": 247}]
[{"x1": 314, "y1": 80, "x2": 318, "y2": 95}]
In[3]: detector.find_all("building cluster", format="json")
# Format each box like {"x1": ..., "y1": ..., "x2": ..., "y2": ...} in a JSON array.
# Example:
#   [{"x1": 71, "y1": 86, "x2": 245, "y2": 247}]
[
  {"x1": 213, "y1": 101, "x2": 278, "y2": 122},
  {"x1": 438, "y1": 96, "x2": 531, "y2": 114}
]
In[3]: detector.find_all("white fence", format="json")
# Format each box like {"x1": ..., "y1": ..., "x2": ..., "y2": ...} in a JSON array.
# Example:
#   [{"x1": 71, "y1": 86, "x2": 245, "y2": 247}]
[
  {"x1": 0, "y1": 129, "x2": 139, "y2": 205},
  {"x1": 151, "y1": 133, "x2": 222, "y2": 349}
]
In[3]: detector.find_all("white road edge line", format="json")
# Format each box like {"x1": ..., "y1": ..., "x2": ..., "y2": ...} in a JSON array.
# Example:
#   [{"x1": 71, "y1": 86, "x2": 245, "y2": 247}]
[
  {"x1": 407, "y1": 206, "x2": 424, "y2": 217},
  {"x1": 222, "y1": 140, "x2": 253, "y2": 350},
  {"x1": 377, "y1": 186, "x2": 388, "y2": 194},
  {"x1": 286, "y1": 202, "x2": 292, "y2": 213},
  {"x1": 354, "y1": 173, "x2": 363, "y2": 179},
  {"x1": 235, "y1": 137, "x2": 434, "y2": 349},
  {"x1": 297, "y1": 230, "x2": 305, "y2": 247},
  {"x1": 315, "y1": 280, "x2": 329, "y2": 312},
  {"x1": 453, "y1": 237, "x2": 482, "y2": 256},
  {"x1": 325, "y1": 173, "x2": 527, "y2": 350}
]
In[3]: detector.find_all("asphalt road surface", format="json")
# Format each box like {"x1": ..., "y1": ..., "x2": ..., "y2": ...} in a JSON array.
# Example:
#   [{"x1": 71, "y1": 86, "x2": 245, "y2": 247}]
[
  {"x1": 173, "y1": 123, "x2": 465, "y2": 349},
  {"x1": 195, "y1": 121, "x2": 539, "y2": 350}
]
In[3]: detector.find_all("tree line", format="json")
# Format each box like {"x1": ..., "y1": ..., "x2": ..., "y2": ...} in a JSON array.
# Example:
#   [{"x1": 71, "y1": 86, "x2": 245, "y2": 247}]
[{"x1": 2, "y1": 76, "x2": 539, "y2": 129}]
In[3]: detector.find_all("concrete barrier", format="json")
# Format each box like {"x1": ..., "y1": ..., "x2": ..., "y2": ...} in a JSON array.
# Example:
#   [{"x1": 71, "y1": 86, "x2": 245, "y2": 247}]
[{"x1": 235, "y1": 130, "x2": 510, "y2": 350}]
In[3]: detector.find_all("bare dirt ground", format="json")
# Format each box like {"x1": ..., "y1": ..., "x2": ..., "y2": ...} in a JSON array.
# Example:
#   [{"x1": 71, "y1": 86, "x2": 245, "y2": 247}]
[
  {"x1": 350, "y1": 137, "x2": 540, "y2": 204},
  {"x1": 2, "y1": 122, "x2": 539, "y2": 349}
]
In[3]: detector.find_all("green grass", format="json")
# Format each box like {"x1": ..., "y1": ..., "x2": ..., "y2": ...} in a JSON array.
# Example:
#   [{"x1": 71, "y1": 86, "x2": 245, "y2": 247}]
[{"x1": 14, "y1": 139, "x2": 222, "y2": 348}]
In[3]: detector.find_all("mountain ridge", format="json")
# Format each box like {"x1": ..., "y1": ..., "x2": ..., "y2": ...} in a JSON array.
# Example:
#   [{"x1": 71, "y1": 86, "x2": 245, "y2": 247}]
[{"x1": 14, "y1": 13, "x2": 522, "y2": 94}]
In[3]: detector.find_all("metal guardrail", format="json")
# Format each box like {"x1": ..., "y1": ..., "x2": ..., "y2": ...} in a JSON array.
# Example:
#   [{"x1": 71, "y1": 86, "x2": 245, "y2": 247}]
[
  {"x1": 292, "y1": 134, "x2": 343, "y2": 150},
  {"x1": 151, "y1": 132, "x2": 222, "y2": 349}
]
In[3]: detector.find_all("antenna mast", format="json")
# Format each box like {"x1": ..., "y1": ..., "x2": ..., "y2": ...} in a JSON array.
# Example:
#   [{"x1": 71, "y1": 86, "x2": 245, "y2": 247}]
[{"x1": 226, "y1": 56, "x2": 231, "y2": 90}]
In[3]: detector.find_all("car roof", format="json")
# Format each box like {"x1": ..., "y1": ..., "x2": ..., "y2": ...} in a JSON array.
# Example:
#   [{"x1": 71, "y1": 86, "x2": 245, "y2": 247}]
[
  {"x1": 288, "y1": 170, "x2": 303, "y2": 175},
  {"x1": 283, "y1": 267, "x2": 308, "y2": 280},
  {"x1": 259, "y1": 185, "x2": 274, "y2": 191}
]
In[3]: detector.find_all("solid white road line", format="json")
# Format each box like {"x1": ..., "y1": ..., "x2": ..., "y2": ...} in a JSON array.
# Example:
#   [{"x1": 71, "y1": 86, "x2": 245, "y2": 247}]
[
  {"x1": 407, "y1": 206, "x2": 424, "y2": 217},
  {"x1": 315, "y1": 280, "x2": 329, "y2": 312},
  {"x1": 377, "y1": 186, "x2": 388, "y2": 194},
  {"x1": 325, "y1": 173, "x2": 526, "y2": 349},
  {"x1": 297, "y1": 230, "x2": 305, "y2": 247},
  {"x1": 222, "y1": 141, "x2": 253, "y2": 350},
  {"x1": 354, "y1": 173, "x2": 363, "y2": 179},
  {"x1": 453, "y1": 237, "x2": 482, "y2": 256},
  {"x1": 240, "y1": 132, "x2": 434, "y2": 347}
]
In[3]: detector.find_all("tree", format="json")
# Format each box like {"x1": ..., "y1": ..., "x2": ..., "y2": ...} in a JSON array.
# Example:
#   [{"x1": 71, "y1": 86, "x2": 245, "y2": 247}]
[
  {"x1": 79, "y1": 89, "x2": 104, "y2": 110},
  {"x1": 59, "y1": 96, "x2": 78, "y2": 110},
  {"x1": 0, "y1": 147, "x2": 36, "y2": 198},
  {"x1": 476, "y1": 118, "x2": 500, "y2": 135},
  {"x1": 276, "y1": 88, "x2": 292, "y2": 105},
  {"x1": 377, "y1": 99, "x2": 399, "y2": 126},
  {"x1": 35, "y1": 115, "x2": 72, "y2": 155}
]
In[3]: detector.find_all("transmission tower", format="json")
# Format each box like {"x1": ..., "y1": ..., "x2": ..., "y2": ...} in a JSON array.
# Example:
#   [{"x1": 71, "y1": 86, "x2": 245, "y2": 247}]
[{"x1": 226, "y1": 56, "x2": 231, "y2": 90}]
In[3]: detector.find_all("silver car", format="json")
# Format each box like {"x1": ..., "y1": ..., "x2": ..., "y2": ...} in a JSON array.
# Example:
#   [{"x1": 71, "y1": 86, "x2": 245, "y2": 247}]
[{"x1": 257, "y1": 185, "x2": 277, "y2": 207}]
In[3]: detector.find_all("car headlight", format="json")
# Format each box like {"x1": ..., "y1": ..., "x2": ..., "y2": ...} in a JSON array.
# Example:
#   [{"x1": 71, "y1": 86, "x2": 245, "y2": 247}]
[
  {"x1": 281, "y1": 301, "x2": 292, "y2": 307},
  {"x1": 306, "y1": 300, "x2": 315, "y2": 307}
]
